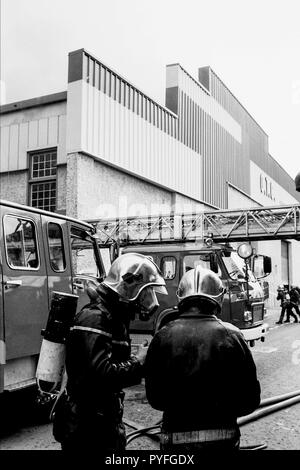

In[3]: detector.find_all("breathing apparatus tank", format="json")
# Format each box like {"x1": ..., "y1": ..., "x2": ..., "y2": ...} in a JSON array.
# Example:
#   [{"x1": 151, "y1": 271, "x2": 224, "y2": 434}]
[{"x1": 36, "y1": 291, "x2": 78, "y2": 394}]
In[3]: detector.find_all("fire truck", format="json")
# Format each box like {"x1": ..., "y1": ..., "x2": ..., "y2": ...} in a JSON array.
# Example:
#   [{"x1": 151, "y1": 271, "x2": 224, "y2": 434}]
[
  {"x1": 91, "y1": 203, "x2": 300, "y2": 346},
  {"x1": 0, "y1": 199, "x2": 105, "y2": 398}
]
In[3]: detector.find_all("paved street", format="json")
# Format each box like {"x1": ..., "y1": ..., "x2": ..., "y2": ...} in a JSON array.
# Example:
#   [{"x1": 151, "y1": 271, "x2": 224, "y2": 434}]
[
  {"x1": 0, "y1": 308, "x2": 300, "y2": 450},
  {"x1": 240, "y1": 308, "x2": 300, "y2": 450}
]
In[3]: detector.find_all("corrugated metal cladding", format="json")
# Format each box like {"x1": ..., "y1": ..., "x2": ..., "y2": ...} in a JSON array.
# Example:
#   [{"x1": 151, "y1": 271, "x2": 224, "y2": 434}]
[
  {"x1": 67, "y1": 50, "x2": 203, "y2": 202},
  {"x1": 207, "y1": 68, "x2": 300, "y2": 203},
  {"x1": 166, "y1": 64, "x2": 243, "y2": 208},
  {"x1": 166, "y1": 64, "x2": 300, "y2": 207},
  {"x1": 0, "y1": 99, "x2": 67, "y2": 172}
]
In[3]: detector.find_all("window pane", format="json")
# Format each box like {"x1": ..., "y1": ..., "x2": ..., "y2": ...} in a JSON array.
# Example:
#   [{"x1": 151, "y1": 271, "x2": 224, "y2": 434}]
[
  {"x1": 4, "y1": 216, "x2": 39, "y2": 269},
  {"x1": 48, "y1": 222, "x2": 66, "y2": 272},
  {"x1": 23, "y1": 220, "x2": 39, "y2": 268},
  {"x1": 183, "y1": 254, "x2": 221, "y2": 276},
  {"x1": 31, "y1": 150, "x2": 57, "y2": 178},
  {"x1": 161, "y1": 256, "x2": 176, "y2": 280},
  {"x1": 31, "y1": 181, "x2": 56, "y2": 212},
  {"x1": 71, "y1": 227, "x2": 99, "y2": 277},
  {"x1": 5, "y1": 216, "x2": 25, "y2": 267}
]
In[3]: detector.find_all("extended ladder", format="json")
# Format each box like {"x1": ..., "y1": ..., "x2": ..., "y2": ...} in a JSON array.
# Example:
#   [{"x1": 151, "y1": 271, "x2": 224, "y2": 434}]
[{"x1": 88, "y1": 203, "x2": 300, "y2": 246}]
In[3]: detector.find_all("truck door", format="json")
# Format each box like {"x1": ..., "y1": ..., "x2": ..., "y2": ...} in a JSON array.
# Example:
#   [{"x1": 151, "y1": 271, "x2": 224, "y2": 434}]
[
  {"x1": 1, "y1": 209, "x2": 48, "y2": 380},
  {"x1": 41, "y1": 216, "x2": 72, "y2": 299},
  {"x1": 219, "y1": 252, "x2": 245, "y2": 325},
  {"x1": 69, "y1": 224, "x2": 101, "y2": 312}
]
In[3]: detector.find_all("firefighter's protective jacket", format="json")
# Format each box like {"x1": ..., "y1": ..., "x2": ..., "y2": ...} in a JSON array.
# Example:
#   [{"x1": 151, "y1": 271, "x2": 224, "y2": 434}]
[
  {"x1": 53, "y1": 284, "x2": 143, "y2": 447},
  {"x1": 144, "y1": 311, "x2": 261, "y2": 433}
]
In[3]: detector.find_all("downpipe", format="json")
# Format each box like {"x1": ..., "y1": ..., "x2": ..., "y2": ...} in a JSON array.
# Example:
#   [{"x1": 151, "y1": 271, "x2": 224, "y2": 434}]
[{"x1": 125, "y1": 390, "x2": 300, "y2": 448}]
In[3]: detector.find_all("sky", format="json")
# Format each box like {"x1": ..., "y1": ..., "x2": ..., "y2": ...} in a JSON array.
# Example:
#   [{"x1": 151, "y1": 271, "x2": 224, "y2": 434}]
[{"x1": 1, "y1": 0, "x2": 299, "y2": 179}]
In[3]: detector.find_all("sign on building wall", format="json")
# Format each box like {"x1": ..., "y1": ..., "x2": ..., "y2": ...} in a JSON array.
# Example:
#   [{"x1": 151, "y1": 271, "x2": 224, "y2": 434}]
[{"x1": 250, "y1": 161, "x2": 299, "y2": 206}]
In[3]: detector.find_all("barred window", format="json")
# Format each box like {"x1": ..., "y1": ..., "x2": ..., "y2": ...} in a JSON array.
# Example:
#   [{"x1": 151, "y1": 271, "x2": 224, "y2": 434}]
[
  {"x1": 29, "y1": 149, "x2": 57, "y2": 212},
  {"x1": 31, "y1": 151, "x2": 57, "y2": 178},
  {"x1": 31, "y1": 181, "x2": 56, "y2": 212}
]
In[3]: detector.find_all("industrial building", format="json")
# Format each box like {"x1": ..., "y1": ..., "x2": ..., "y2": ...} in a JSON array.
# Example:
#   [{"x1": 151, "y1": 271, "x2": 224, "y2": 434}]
[{"x1": 1, "y1": 48, "x2": 299, "y2": 305}]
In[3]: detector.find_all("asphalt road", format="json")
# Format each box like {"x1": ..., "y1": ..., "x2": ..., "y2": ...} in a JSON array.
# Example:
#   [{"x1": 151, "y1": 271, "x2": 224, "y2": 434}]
[
  {"x1": 239, "y1": 308, "x2": 300, "y2": 450},
  {"x1": 0, "y1": 308, "x2": 300, "y2": 451}
]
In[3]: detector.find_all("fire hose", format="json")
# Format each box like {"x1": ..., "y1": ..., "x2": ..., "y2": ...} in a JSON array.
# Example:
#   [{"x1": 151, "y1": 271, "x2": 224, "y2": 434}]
[{"x1": 125, "y1": 389, "x2": 300, "y2": 448}]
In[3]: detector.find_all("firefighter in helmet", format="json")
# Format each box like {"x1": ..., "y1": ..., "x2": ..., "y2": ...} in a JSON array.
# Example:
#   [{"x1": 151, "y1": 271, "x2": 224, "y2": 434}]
[
  {"x1": 144, "y1": 266, "x2": 261, "y2": 451},
  {"x1": 53, "y1": 253, "x2": 167, "y2": 451}
]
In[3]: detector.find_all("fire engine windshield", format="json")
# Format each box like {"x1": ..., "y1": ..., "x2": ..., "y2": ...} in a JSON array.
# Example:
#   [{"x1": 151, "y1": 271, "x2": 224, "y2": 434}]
[
  {"x1": 183, "y1": 254, "x2": 222, "y2": 276},
  {"x1": 222, "y1": 252, "x2": 256, "y2": 282}
]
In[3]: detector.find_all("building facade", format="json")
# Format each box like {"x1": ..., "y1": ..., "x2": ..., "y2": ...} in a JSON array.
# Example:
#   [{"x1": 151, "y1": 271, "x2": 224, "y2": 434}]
[{"x1": 1, "y1": 48, "x2": 300, "y2": 306}]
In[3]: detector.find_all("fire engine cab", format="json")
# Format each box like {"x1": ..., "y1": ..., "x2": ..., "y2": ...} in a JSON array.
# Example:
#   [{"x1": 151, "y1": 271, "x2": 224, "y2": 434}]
[{"x1": 123, "y1": 240, "x2": 270, "y2": 345}]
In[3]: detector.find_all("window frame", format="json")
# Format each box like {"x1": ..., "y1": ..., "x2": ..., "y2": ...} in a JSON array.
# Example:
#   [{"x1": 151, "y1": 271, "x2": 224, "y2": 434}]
[
  {"x1": 47, "y1": 221, "x2": 67, "y2": 273},
  {"x1": 70, "y1": 226, "x2": 100, "y2": 278},
  {"x1": 28, "y1": 148, "x2": 57, "y2": 212},
  {"x1": 3, "y1": 214, "x2": 40, "y2": 271},
  {"x1": 161, "y1": 255, "x2": 177, "y2": 280},
  {"x1": 183, "y1": 253, "x2": 222, "y2": 278}
]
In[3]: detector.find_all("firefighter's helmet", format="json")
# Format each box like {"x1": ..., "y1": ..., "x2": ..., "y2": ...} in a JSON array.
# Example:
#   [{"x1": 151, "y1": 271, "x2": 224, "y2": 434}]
[
  {"x1": 103, "y1": 253, "x2": 167, "y2": 301},
  {"x1": 177, "y1": 266, "x2": 225, "y2": 311}
]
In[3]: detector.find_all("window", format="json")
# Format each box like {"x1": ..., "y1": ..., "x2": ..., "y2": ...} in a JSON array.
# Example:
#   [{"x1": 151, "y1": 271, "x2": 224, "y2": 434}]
[
  {"x1": 31, "y1": 151, "x2": 56, "y2": 178},
  {"x1": 48, "y1": 222, "x2": 66, "y2": 272},
  {"x1": 183, "y1": 254, "x2": 221, "y2": 277},
  {"x1": 71, "y1": 227, "x2": 99, "y2": 278},
  {"x1": 29, "y1": 150, "x2": 57, "y2": 212},
  {"x1": 4, "y1": 215, "x2": 39, "y2": 269},
  {"x1": 161, "y1": 256, "x2": 176, "y2": 280}
]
